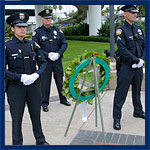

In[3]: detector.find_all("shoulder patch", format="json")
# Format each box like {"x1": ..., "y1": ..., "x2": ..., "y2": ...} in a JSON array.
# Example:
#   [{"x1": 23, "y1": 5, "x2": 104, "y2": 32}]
[
  {"x1": 5, "y1": 46, "x2": 6, "y2": 50},
  {"x1": 59, "y1": 29, "x2": 63, "y2": 33},
  {"x1": 32, "y1": 31, "x2": 36, "y2": 36},
  {"x1": 35, "y1": 42, "x2": 41, "y2": 48},
  {"x1": 116, "y1": 29, "x2": 122, "y2": 35}
]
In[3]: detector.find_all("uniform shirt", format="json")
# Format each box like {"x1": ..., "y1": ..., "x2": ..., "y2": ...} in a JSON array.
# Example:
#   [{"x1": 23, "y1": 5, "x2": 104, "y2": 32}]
[
  {"x1": 5, "y1": 36, "x2": 47, "y2": 81},
  {"x1": 32, "y1": 25, "x2": 67, "y2": 58},
  {"x1": 115, "y1": 20, "x2": 145, "y2": 65}
]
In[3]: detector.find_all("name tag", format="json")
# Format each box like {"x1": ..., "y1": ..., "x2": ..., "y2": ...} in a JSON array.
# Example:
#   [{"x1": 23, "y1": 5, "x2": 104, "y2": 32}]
[
  {"x1": 11, "y1": 53, "x2": 18, "y2": 56},
  {"x1": 24, "y1": 56, "x2": 29, "y2": 59}
]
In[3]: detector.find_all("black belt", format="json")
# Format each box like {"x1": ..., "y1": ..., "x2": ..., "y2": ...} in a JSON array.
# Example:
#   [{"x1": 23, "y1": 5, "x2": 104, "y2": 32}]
[{"x1": 9, "y1": 79, "x2": 39, "y2": 86}]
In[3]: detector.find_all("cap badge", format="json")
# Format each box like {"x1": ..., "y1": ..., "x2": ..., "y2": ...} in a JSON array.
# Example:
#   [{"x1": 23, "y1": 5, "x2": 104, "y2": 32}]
[
  {"x1": 19, "y1": 13, "x2": 25, "y2": 20},
  {"x1": 46, "y1": 9, "x2": 49, "y2": 14}
]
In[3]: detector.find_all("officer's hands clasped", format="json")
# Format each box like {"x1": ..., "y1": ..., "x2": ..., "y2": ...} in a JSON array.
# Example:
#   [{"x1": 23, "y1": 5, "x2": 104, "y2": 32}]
[
  {"x1": 48, "y1": 52, "x2": 60, "y2": 61},
  {"x1": 132, "y1": 58, "x2": 144, "y2": 68},
  {"x1": 20, "y1": 73, "x2": 39, "y2": 85}
]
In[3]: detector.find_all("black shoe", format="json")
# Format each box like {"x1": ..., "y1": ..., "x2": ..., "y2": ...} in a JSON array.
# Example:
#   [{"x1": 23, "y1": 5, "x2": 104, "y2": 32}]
[
  {"x1": 133, "y1": 112, "x2": 145, "y2": 119},
  {"x1": 36, "y1": 141, "x2": 50, "y2": 145},
  {"x1": 113, "y1": 121, "x2": 121, "y2": 130},
  {"x1": 42, "y1": 106, "x2": 49, "y2": 112},
  {"x1": 60, "y1": 101, "x2": 71, "y2": 106}
]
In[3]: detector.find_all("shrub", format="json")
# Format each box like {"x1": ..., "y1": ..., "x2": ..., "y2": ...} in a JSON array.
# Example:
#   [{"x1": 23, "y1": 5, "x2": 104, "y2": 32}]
[
  {"x1": 78, "y1": 23, "x2": 89, "y2": 36},
  {"x1": 98, "y1": 19, "x2": 145, "y2": 38},
  {"x1": 65, "y1": 36, "x2": 110, "y2": 43},
  {"x1": 63, "y1": 26, "x2": 79, "y2": 36},
  {"x1": 63, "y1": 23, "x2": 89, "y2": 36},
  {"x1": 97, "y1": 22, "x2": 110, "y2": 37}
]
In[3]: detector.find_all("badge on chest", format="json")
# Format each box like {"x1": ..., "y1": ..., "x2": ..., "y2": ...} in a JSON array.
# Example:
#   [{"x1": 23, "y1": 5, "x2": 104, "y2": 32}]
[
  {"x1": 138, "y1": 29, "x2": 142, "y2": 35},
  {"x1": 41, "y1": 36, "x2": 48, "y2": 41}
]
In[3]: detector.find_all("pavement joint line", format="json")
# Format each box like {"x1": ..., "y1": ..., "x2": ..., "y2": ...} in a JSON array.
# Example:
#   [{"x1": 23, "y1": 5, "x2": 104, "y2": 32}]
[
  {"x1": 109, "y1": 132, "x2": 114, "y2": 144},
  {"x1": 117, "y1": 133, "x2": 121, "y2": 145},
  {"x1": 123, "y1": 134, "x2": 127, "y2": 145},
  {"x1": 71, "y1": 129, "x2": 145, "y2": 145}
]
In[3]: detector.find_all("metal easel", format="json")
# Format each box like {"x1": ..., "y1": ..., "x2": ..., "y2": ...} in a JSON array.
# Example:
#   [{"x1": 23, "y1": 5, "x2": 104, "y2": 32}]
[{"x1": 64, "y1": 57, "x2": 106, "y2": 145}]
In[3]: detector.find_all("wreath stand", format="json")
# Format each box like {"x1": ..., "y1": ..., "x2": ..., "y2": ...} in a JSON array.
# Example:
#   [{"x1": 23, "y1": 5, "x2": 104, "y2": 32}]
[{"x1": 64, "y1": 57, "x2": 110, "y2": 145}]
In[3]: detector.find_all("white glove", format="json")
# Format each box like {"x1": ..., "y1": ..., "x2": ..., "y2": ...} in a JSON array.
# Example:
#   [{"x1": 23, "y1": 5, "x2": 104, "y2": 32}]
[
  {"x1": 137, "y1": 59, "x2": 144, "y2": 68},
  {"x1": 48, "y1": 52, "x2": 55, "y2": 60},
  {"x1": 132, "y1": 63, "x2": 138, "y2": 68},
  {"x1": 23, "y1": 73, "x2": 39, "y2": 86},
  {"x1": 20, "y1": 74, "x2": 28, "y2": 82},
  {"x1": 50, "y1": 53, "x2": 60, "y2": 61}
]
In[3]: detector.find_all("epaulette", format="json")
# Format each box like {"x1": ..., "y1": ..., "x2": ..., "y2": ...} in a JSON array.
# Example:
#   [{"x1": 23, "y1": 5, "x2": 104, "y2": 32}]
[{"x1": 35, "y1": 42, "x2": 41, "y2": 48}]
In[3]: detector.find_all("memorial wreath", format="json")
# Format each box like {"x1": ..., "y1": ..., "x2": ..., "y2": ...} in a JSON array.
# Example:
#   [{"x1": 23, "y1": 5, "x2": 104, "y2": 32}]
[{"x1": 62, "y1": 51, "x2": 112, "y2": 105}]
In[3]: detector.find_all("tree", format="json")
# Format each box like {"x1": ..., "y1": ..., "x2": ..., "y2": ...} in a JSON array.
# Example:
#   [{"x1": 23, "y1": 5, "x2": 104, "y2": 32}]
[
  {"x1": 44, "y1": 5, "x2": 52, "y2": 9},
  {"x1": 57, "y1": 17, "x2": 62, "y2": 25},
  {"x1": 58, "y1": 5, "x2": 62, "y2": 12},
  {"x1": 5, "y1": 22, "x2": 13, "y2": 38},
  {"x1": 102, "y1": 7, "x2": 109, "y2": 16},
  {"x1": 68, "y1": 10, "x2": 75, "y2": 17},
  {"x1": 53, "y1": 5, "x2": 57, "y2": 14},
  {"x1": 64, "y1": 12, "x2": 68, "y2": 17},
  {"x1": 137, "y1": 5, "x2": 145, "y2": 16}
]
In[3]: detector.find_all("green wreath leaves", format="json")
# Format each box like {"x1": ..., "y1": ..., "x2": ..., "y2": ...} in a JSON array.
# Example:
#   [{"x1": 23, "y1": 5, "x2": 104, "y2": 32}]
[{"x1": 62, "y1": 51, "x2": 112, "y2": 105}]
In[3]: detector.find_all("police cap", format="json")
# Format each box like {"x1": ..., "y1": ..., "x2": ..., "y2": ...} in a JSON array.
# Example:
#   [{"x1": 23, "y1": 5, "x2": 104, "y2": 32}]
[
  {"x1": 38, "y1": 9, "x2": 53, "y2": 18},
  {"x1": 121, "y1": 5, "x2": 139, "y2": 13},
  {"x1": 6, "y1": 12, "x2": 29, "y2": 27}
]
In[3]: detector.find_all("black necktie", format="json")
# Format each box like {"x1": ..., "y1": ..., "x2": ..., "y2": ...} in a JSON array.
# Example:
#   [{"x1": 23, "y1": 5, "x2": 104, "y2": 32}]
[
  {"x1": 46, "y1": 28, "x2": 51, "y2": 40},
  {"x1": 46, "y1": 28, "x2": 55, "y2": 52},
  {"x1": 21, "y1": 41, "x2": 31, "y2": 74},
  {"x1": 131, "y1": 26, "x2": 141, "y2": 57}
]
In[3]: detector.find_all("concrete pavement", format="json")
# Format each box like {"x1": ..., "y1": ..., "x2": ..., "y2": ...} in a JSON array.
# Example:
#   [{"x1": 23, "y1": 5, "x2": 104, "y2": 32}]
[{"x1": 5, "y1": 76, "x2": 145, "y2": 146}]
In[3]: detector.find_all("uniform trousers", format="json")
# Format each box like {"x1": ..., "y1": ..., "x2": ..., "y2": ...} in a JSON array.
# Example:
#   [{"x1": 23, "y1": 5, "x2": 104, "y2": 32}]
[
  {"x1": 6, "y1": 81, "x2": 45, "y2": 145},
  {"x1": 41, "y1": 58, "x2": 67, "y2": 107},
  {"x1": 113, "y1": 63, "x2": 144, "y2": 122}
]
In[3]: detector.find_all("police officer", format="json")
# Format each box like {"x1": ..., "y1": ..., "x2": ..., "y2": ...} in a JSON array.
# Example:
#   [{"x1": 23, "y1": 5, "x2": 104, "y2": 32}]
[
  {"x1": 5, "y1": 12, "x2": 49, "y2": 145},
  {"x1": 113, "y1": 5, "x2": 145, "y2": 130},
  {"x1": 32, "y1": 9, "x2": 71, "y2": 112}
]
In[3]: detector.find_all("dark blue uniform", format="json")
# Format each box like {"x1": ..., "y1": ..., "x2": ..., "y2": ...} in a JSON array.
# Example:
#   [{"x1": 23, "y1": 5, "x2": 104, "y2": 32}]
[
  {"x1": 5, "y1": 36, "x2": 47, "y2": 145},
  {"x1": 113, "y1": 20, "x2": 145, "y2": 122},
  {"x1": 32, "y1": 25, "x2": 68, "y2": 107}
]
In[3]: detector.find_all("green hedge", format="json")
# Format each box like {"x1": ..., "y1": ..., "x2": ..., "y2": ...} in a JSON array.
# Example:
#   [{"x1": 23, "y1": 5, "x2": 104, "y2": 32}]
[
  {"x1": 65, "y1": 36, "x2": 110, "y2": 43},
  {"x1": 62, "y1": 23, "x2": 89, "y2": 36}
]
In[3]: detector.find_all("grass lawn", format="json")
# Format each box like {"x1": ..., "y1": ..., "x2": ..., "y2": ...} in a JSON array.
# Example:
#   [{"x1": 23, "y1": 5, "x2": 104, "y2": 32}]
[{"x1": 62, "y1": 40, "x2": 111, "y2": 71}]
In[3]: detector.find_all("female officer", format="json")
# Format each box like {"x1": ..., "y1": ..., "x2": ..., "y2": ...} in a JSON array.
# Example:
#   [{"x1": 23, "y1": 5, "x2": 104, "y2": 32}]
[{"x1": 5, "y1": 12, "x2": 49, "y2": 145}]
